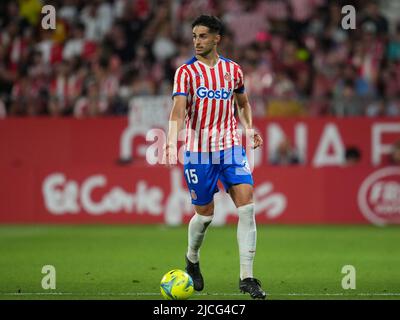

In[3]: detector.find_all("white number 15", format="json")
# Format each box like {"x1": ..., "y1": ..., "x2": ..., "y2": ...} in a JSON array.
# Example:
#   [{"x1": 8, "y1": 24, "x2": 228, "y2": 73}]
[{"x1": 185, "y1": 169, "x2": 198, "y2": 184}]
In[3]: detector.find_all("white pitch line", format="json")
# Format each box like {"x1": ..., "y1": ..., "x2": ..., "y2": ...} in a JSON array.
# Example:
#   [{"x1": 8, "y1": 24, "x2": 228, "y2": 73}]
[
  {"x1": 275, "y1": 293, "x2": 400, "y2": 296},
  {"x1": 1, "y1": 292, "x2": 400, "y2": 297}
]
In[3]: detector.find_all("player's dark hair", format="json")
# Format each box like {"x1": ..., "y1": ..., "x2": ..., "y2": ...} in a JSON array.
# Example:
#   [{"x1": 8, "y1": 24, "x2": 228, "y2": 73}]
[{"x1": 192, "y1": 15, "x2": 223, "y2": 35}]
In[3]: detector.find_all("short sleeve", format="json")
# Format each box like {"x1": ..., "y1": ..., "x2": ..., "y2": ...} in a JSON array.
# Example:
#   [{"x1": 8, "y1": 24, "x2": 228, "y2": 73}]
[
  {"x1": 234, "y1": 66, "x2": 245, "y2": 94},
  {"x1": 172, "y1": 66, "x2": 189, "y2": 98}
]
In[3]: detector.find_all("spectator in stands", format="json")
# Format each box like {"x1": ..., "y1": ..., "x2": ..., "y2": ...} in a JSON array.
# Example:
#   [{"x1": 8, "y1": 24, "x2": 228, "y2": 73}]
[
  {"x1": 0, "y1": 96, "x2": 6, "y2": 118},
  {"x1": 270, "y1": 138, "x2": 302, "y2": 166},
  {"x1": 58, "y1": 0, "x2": 78, "y2": 25},
  {"x1": 74, "y1": 78, "x2": 108, "y2": 118},
  {"x1": 387, "y1": 23, "x2": 400, "y2": 61},
  {"x1": 366, "y1": 98, "x2": 386, "y2": 117},
  {"x1": 0, "y1": 0, "x2": 400, "y2": 118},
  {"x1": 35, "y1": 28, "x2": 63, "y2": 65},
  {"x1": 389, "y1": 140, "x2": 400, "y2": 165},
  {"x1": 344, "y1": 146, "x2": 362, "y2": 166},
  {"x1": 18, "y1": 0, "x2": 42, "y2": 27},
  {"x1": 49, "y1": 59, "x2": 85, "y2": 116},
  {"x1": 0, "y1": 40, "x2": 16, "y2": 105},
  {"x1": 63, "y1": 22, "x2": 97, "y2": 62},
  {"x1": 336, "y1": 63, "x2": 371, "y2": 97},
  {"x1": 360, "y1": 1, "x2": 389, "y2": 37},
  {"x1": 80, "y1": 0, "x2": 115, "y2": 42},
  {"x1": 381, "y1": 62, "x2": 400, "y2": 98},
  {"x1": 103, "y1": 22, "x2": 135, "y2": 64},
  {"x1": 386, "y1": 95, "x2": 400, "y2": 116},
  {"x1": 331, "y1": 80, "x2": 364, "y2": 117},
  {"x1": 9, "y1": 70, "x2": 37, "y2": 115}
]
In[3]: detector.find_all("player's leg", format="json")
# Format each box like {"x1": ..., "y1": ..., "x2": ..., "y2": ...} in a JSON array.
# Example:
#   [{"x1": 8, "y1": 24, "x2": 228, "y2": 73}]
[
  {"x1": 228, "y1": 183, "x2": 256, "y2": 279},
  {"x1": 219, "y1": 146, "x2": 267, "y2": 299},
  {"x1": 183, "y1": 152, "x2": 219, "y2": 291},
  {"x1": 185, "y1": 201, "x2": 213, "y2": 291},
  {"x1": 229, "y1": 184, "x2": 266, "y2": 299},
  {"x1": 187, "y1": 201, "x2": 214, "y2": 264}
]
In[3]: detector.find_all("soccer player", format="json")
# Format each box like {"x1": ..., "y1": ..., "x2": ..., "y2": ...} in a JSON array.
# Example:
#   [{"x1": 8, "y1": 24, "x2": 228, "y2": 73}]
[{"x1": 164, "y1": 15, "x2": 266, "y2": 299}]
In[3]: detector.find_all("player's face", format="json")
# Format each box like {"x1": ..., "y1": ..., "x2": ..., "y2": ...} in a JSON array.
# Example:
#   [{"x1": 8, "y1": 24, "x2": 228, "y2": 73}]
[{"x1": 192, "y1": 25, "x2": 220, "y2": 57}]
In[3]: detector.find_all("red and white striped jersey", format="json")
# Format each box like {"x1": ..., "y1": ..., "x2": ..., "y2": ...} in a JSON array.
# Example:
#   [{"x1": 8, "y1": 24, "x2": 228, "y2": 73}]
[{"x1": 172, "y1": 55, "x2": 245, "y2": 152}]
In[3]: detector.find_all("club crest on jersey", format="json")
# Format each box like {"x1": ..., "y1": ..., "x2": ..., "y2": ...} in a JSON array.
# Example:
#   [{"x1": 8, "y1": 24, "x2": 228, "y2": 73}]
[
  {"x1": 196, "y1": 86, "x2": 232, "y2": 100},
  {"x1": 224, "y1": 72, "x2": 232, "y2": 81}
]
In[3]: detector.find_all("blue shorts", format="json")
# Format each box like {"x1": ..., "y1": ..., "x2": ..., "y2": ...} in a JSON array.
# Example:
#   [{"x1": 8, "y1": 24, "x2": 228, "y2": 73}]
[{"x1": 183, "y1": 145, "x2": 254, "y2": 205}]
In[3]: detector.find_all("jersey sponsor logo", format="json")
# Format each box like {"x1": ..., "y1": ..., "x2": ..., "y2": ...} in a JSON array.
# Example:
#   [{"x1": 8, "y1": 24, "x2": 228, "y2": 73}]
[{"x1": 196, "y1": 86, "x2": 232, "y2": 100}]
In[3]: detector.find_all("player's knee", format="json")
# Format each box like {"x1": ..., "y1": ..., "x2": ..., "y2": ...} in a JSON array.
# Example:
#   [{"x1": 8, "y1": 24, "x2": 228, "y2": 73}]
[
  {"x1": 196, "y1": 209, "x2": 214, "y2": 217},
  {"x1": 229, "y1": 184, "x2": 254, "y2": 208},
  {"x1": 235, "y1": 198, "x2": 254, "y2": 209},
  {"x1": 195, "y1": 202, "x2": 214, "y2": 216}
]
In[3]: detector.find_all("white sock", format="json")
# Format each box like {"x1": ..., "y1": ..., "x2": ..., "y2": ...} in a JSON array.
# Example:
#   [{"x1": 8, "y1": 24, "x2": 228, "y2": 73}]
[
  {"x1": 187, "y1": 213, "x2": 213, "y2": 263},
  {"x1": 237, "y1": 203, "x2": 256, "y2": 280}
]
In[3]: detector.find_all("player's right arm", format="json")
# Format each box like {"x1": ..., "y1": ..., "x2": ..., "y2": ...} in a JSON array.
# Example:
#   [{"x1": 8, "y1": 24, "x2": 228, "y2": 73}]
[
  {"x1": 164, "y1": 95, "x2": 186, "y2": 166},
  {"x1": 165, "y1": 65, "x2": 189, "y2": 166}
]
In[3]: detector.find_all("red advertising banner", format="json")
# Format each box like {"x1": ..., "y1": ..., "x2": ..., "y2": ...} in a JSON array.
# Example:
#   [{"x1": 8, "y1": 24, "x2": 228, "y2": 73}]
[{"x1": 1, "y1": 118, "x2": 399, "y2": 225}]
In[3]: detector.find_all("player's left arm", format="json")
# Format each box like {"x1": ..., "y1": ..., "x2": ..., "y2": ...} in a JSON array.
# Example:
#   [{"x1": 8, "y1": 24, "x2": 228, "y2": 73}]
[{"x1": 234, "y1": 92, "x2": 263, "y2": 149}]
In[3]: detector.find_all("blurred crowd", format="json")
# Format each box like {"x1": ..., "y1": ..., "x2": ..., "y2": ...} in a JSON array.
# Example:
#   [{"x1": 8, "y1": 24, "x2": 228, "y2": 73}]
[{"x1": 1, "y1": 0, "x2": 400, "y2": 118}]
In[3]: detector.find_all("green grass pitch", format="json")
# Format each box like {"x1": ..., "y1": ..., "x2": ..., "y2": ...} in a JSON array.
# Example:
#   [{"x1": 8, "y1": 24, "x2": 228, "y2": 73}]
[{"x1": 0, "y1": 224, "x2": 399, "y2": 300}]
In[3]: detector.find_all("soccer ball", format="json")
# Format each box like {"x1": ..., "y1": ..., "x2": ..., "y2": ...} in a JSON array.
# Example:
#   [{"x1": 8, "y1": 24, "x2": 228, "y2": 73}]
[{"x1": 160, "y1": 269, "x2": 194, "y2": 300}]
